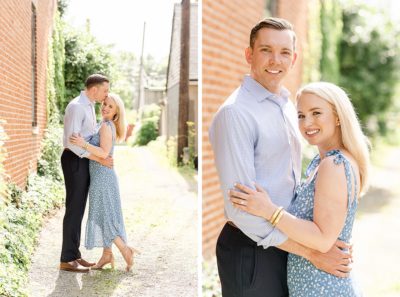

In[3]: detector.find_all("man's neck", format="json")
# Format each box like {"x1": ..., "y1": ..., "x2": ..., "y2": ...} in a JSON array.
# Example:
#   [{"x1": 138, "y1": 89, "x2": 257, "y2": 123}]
[
  {"x1": 250, "y1": 75, "x2": 283, "y2": 96},
  {"x1": 84, "y1": 90, "x2": 96, "y2": 103}
]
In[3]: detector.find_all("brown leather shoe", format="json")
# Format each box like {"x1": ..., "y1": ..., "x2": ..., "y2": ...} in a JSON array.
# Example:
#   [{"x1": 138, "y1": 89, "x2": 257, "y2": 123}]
[
  {"x1": 60, "y1": 261, "x2": 89, "y2": 273},
  {"x1": 76, "y1": 258, "x2": 96, "y2": 267}
]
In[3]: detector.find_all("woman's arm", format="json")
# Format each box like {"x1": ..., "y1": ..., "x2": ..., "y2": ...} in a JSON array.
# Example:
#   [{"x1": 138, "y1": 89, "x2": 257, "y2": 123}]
[
  {"x1": 230, "y1": 156, "x2": 350, "y2": 253},
  {"x1": 70, "y1": 122, "x2": 113, "y2": 159}
]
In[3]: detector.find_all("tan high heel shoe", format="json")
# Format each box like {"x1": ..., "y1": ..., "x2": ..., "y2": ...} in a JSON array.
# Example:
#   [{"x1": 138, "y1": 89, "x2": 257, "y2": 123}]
[
  {"x1": 123, "y1": 246, "x2": 140, "y2": 272},
  {"x1": 92, "y1": 250, "x2": 115, "y2": 270}
]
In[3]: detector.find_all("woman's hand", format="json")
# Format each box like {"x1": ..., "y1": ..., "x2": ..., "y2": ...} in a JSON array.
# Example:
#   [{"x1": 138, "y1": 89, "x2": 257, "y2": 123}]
[
  {"x1": 229, "y1": 183, "x2": 277, "y2": 220},
  {"x1": 69, "y1": 133, "x2": 86, "y2": 148}
]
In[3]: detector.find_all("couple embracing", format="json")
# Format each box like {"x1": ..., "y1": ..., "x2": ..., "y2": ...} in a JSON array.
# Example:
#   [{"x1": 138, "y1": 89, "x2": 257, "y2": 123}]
[
  {"x1": 209, "y1": 18, "x2": 369, "y2": 296},
  {"x1": 59, "y1": 74, "x2": 139, "y2": 273}
]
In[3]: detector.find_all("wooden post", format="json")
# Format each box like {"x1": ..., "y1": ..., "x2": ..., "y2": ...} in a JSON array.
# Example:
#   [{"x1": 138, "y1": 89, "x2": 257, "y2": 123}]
[{"x1": 177, "y1": 0, "x2": 190, "y2": 164}]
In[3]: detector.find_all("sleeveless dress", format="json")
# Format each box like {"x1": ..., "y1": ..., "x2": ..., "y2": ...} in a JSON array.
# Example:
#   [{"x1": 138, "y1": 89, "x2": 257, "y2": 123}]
[
  {"x1": 287, "y1": 150, "x2": 362, "y2": 297},
  {"x1": 85, "y1": 120, "x2": 127, "y2": 249}
]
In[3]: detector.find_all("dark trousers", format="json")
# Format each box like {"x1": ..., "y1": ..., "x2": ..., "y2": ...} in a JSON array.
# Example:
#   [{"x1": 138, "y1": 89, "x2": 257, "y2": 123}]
[
  {"x1": 60, "y1": 150, "x2": 90, "y2": 262},
  {"x1": 216, "y1": 222, "x2": 289, "y2": 297}
]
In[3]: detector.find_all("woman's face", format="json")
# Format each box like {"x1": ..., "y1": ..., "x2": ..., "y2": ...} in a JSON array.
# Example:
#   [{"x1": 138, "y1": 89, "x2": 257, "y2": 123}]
[
  {"x1": 101, "y1": 96, "x2": 118, "y2": 121},
  {"x1": 297, "y1": 93, "x2": 341, "y2": 150}
]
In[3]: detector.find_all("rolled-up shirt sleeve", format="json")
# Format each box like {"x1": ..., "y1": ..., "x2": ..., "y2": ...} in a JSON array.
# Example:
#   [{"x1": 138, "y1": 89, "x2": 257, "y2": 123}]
[
  {"x1": 64, "y1": 104, "x2": 90, "y2": 158},
  {"x1": 209, "y1": 106, "x2": 287, "y2": 248}
]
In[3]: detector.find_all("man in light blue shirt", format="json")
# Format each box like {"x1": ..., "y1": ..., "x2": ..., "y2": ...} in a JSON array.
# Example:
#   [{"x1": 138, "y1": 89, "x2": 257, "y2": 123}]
[
  {"x1": 209, "y1": 18, "x2": 351, "y2": 297},
  {"x1": 60, "y1": 74, "x2": 112, "y2": 273}
]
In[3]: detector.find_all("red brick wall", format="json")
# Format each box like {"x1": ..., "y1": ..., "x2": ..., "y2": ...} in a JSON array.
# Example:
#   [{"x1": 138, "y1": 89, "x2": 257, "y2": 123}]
[
  {"x1": 202, "y1": 0, "x2": 310, "y2": 258},
  {"x1": 0, "y1": 0, "x2": 56, "y2": 187},
  {"x1": 202, "y1": 0, "x2": 266, "y2": 258}
]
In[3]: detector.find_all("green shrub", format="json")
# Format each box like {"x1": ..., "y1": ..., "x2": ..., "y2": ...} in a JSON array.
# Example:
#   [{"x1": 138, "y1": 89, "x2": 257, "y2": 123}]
[
  {"x1": 134, "y1": 121, "x2": 158, "y2": 146},
  {"x1": 339, "y1": 4, "x2": 400, "y2": 135},
  {"x1": 134, "y1": 104, "x2": 161, "y2": 146},
  {"x1": 37, "y1": 124, "x2": 63, "y2": 181},
  {"x1": 320, "y1": 0, "x2": 342, "y2": 83},
  {"x1": 0, "y1": 124, "x2": 64, "y2": 297}
]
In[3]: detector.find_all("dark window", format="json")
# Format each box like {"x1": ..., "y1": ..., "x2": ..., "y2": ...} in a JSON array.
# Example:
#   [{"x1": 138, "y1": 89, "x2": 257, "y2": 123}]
[{"x1": 31, "y1": 3, "x2": 37, "y2": 127}]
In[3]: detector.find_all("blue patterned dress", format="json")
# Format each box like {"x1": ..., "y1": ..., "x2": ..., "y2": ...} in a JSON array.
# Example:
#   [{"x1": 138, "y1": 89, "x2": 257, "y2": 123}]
[
  {"x1": 85, "y1": 120, "x2": 127, "y2": 249},
  {"x1": 287, "y1": 150, "x2": 362, "y2": 297}
]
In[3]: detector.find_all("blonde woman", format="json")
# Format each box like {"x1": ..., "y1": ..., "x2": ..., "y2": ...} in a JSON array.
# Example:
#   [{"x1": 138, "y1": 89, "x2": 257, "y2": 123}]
[
  {"x1": 230, "y1": 82, "x2": 369, "y2": 296},
  {"x1": 70, "y1": 93, "x2": 139, "y2": 272}
]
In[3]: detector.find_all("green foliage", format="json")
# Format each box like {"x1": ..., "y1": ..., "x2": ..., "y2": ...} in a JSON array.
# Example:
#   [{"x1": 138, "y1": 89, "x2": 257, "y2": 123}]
[
  {"x1": 134, "y1": 104, "x2": 161, "y2": 146},
  {"x1": 46, "y1": 11, "x2": 65, "y2": 123},
  {"x1": 52, "y1": 11, "x2": 66, "y2": 121},
  {"x1": 202, "y1": 260, "x2": 222, "y2": 297},
  {"x1": 186, "y1": 121, "x2": 197, "y2": 168},
  {"x1": 302, "y1": 0, "x2": 322, "y2": 83},
  {"x1": 110, "y1": 51, "x2": 137, "y2": 110},
  {"x1": 339, "y1": 4, "x2": 400, "y2": 135},
  {"x1": 57, "y1": 0, "x2": 69, "y2": 17},
  {"x1": 134, "y1": 121, "x2": 159, "y2": 146},
  {"x1": 167, "y1": 136, "x2": 178, "y2": 167},
  {"x1": 37, "y1": 124, "x2": 63, "y2": 182},
  {"x1": 63, "y1": 24, "x2": 113, "y2": 111},
  {"x1": 320, "y1": 0, "x2": 342, "y2": 83},
  {"x1": 0, "y1": 124, "x2": 65, "y2": 296}
]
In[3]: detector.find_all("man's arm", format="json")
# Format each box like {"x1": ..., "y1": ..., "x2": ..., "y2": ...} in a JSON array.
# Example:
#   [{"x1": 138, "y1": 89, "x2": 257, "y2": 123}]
[
  {"x1": 64, "y1": 104, "x2": 90, "y2": 158},
  {"x1": 209, "y1": 106, "x2": 287, "y2": 248},
  {"x1": 87, "y1": 154, "x2": 113, "y2": 168},
  {"x1": 278, "y1": 238, "x2": 352, "y2": 278}
]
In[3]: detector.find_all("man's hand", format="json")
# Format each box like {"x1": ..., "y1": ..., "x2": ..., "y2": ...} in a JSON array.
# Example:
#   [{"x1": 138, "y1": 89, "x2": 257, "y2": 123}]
[
  {"x1": 98, "y1": 156, "x2": 113, "y2": 169},
  {"x1": 308, "y1": 240, "x2": 352, "y2": 278}
]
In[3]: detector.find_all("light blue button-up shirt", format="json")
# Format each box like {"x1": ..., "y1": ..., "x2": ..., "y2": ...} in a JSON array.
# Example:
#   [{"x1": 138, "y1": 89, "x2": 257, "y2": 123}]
[
  {"x1": 63, "y1": 91, "x2": 97, "y2": 158},
  {"x1": 209, "y1": 75, "x2": 302, "y2": 248}
]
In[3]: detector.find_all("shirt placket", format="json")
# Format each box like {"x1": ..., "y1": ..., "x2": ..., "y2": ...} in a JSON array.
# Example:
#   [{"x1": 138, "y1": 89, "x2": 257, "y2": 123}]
[{"x1": 90, "y1": 104, "x2": 96, "y2": 131}]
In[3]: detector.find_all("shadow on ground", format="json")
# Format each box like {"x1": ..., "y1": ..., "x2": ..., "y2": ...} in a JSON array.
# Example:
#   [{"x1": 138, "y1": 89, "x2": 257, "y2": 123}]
[
  {"x1": 48, "y1": 270, "x2": 128, "y2": 297},
  {"x1": 357, "y1": 186, "x2": 393, "y2": 215}
]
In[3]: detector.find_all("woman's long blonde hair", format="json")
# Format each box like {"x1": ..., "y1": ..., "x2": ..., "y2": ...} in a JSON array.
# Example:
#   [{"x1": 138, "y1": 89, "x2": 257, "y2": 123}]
[
  {"x1": 107, "y1": 93, "x2": 127, "y2": 143},
  {"x1": 296, "y1": 82, "x2": 370, "y2": 195}
]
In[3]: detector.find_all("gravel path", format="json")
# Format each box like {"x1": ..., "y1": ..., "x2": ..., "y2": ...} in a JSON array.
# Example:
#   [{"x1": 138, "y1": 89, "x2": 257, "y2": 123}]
[
  {"x1": 27, "y1": 146, "x2": 198, "y2": 297},
  {"x1": 352, "y1": 147, "x2": 400, "y2": 297}
]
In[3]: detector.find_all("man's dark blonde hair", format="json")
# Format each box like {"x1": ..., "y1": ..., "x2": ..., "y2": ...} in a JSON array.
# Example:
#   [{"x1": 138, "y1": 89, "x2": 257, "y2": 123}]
[
  {"x1": 85, "y1": 73, "x2": 109, "y2": 89},
  {"x1": 249, "y1": 17, "x2": 296, "y2": 50}
]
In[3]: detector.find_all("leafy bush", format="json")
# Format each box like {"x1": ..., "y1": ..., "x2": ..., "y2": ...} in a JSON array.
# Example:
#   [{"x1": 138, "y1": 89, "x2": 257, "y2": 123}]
[
  {"x1": 339, "y1": 4, "x2": 400, "y2": 135},
  {"x1": 37, "y1": 124, "x2": 63, "y2": 182},
  {"x1": 320, "y1": 0, "x2": 342, "y2": 83},
  {"x1": 63, "y1": 25, "x2": 113, "y2": 113},
  {"x1": 0, "y1": 124, "x2": 65, "y2": 297},
  {"x1": 134, "y1": 121, "x2": 159, "y2": 146},
  {"x1": 134, "y1": 104, "x2": 161, "y2": 146}
]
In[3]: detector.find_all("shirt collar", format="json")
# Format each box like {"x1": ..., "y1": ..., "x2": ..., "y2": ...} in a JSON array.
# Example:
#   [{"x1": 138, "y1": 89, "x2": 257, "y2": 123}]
[
  {"x1": 242, "y1": 75, "x2": 291, "y2": 106},
  {"x1": 79, "y1": 91, "x2": 95, "y2": 106}
]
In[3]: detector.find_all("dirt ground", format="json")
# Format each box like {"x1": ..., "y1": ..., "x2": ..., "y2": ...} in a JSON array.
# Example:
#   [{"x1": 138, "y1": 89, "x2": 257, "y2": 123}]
[
  {"x1": 352, "y1": 146, "x2": 400, "y2": 296},
  {"x1": 27, "y1": 146, "x2": 198, "y2": 297}
]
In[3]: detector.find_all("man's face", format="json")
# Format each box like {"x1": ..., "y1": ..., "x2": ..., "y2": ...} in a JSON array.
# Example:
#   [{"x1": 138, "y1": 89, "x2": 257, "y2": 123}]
[
  {"x1": 93, "y1": 82, "x2": 110, "y2": 102},
  {"x1": 245, "y1": 28, "x2": 297, "y2": 94}
]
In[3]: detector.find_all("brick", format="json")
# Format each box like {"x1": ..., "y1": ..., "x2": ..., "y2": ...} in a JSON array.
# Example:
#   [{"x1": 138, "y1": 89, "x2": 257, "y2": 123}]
[{"x1": 0, "y1": 0, "x2": 56, "y2": 188}]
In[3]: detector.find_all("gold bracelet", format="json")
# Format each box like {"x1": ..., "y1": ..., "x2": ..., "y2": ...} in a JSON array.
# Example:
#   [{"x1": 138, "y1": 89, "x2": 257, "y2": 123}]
[
  {"x1": 84, "y1": 142, "x2": 89, "y2": 150},
  {"x1": 272, "y1": 209, "x2": 285, "y2": 227},
  {"x1": 269, "y1": 206, "x2": 283, "y2": 225}
]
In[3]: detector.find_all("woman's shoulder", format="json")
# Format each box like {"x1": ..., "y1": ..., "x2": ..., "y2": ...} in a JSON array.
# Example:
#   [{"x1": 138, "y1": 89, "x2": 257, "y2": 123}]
[
  {"x1": 322, "y1": 149, "x2": 359, "y2": 173},
  {"x1": 99, "y1": 120, "x2": 115, "y2": 135}
]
